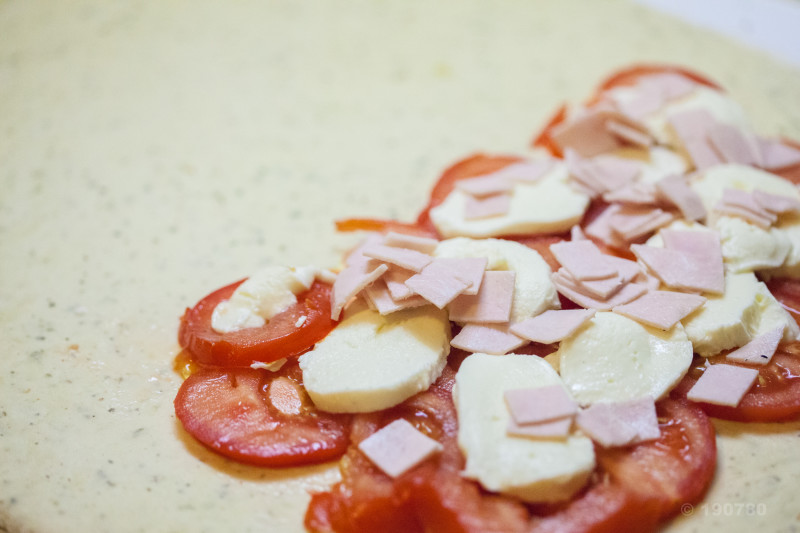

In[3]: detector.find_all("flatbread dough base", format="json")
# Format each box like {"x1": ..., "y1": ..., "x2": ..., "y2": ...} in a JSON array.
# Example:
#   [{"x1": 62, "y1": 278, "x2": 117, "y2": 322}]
[{"x1": 1, "y1": 1, "x2": 799, "y2": 532}]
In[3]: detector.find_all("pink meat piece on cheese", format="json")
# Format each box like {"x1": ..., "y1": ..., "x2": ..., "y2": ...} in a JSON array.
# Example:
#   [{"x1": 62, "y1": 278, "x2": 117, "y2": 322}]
[
  {"x1": 331, "y1": 262, "x2": 390, "y2": 320},
  {"x1": 464, "y1": 193, "x2": 512, "y2": 219},
  {"x1": 656, "y1": 174, "x2": 707, "y2": 221},
  {"x1": 510, "y1": 309, "x2": 596, "y2": 344},
  {"x1": 612, "y1": 290, "x2": 706, "y2": 330},
  {"x1": 550, "y1": 240, "x2": 618, "y2": 281},
  {"x1": 504, "y1": 385, "x2": 578, "y2": 425},
  {"x1": 362, "y1": 244, "x2": 433, "y2": 272},
  {"x1": 448, "y1": 271, "x2": 516, "y2": 323},
  {"x1": 449, "y1": 323, "x2": 526, "y2": 355}
]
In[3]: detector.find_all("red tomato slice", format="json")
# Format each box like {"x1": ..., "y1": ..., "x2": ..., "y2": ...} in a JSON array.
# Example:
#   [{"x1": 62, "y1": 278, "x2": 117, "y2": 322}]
[
  {"x1": 174, "y1": 363, "x2": 350, "y2": 467},
  {"x1": 671, "y1": 350, "x2": 800, "y2": 422},
  {"x1": 531, "y1": 103, "x2": 568, "y2": 158},
  {"x1": 178, "y1": 279, "x2": 335, "y2": 367},
  {"x1": 415, "y1": 153, "x2": 523, "y2": 235},
  {"x1": 529, "y1": 476, "x2": 661, "y2": 533},
  {"x1": 596, "y1": 399, "x2": 716, "y2": 519}
]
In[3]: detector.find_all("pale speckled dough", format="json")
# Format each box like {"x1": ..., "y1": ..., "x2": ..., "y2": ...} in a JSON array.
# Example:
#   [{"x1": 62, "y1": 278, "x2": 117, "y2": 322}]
[{"x1": 1, "y1": 1, "x2": 799, "y2": 532}]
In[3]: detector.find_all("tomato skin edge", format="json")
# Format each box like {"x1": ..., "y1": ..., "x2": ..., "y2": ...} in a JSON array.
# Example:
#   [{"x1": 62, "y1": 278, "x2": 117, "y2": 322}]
[{"x1": 178, "y1": 279, "x2": 336, "y2": 368}]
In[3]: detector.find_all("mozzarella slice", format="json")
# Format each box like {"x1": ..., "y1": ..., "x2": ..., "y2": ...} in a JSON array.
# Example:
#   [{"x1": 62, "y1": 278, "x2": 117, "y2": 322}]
[
  {"x1": 211, "y1": 265, "x2": 321, "y2": 333},
  {"x1": 765, "y1": 214, "x2": 800, "y2": 278},
  {"x1": 557, "y1": 312, "x2": 692, "y2": 405},
  {"x1": 429, "y1": 162, "x2": 590, "y2": 238},
  {"x1": 299, "y1": 304, "x2": 450, "y2": 413},
  {"x1": 434, "y1": 237, "x2": 560, "y2": 322},
  {"x1": 689, "y1": 164, "x2": 800, "y2": 214},
  {"x1": 454, "y1": 353, "x2": 595, "y2": 503},
  {"x1": 681, "y1": 272, "x2": 799, "y2": 356},
  {"x1": 712, "y1": 216, "x2": 791, "y2": 273}
]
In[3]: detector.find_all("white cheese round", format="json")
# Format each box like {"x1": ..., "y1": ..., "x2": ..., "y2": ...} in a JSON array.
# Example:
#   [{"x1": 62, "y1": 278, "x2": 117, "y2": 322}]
[
  {"x1": 429, "y1": 162, "x2": 589, "y2": 238},
  {"x1": 681, "y1": 272, "x2": 800, "y2": 356},
  {"x1": 299, "y1": 304, "x2": 450, "y2": 413},
  {"x1": 557, "y1": 311, "x2": 692, "y2": 404},
  {"x1": 713, "y1": 216, "x2": 791, "y2": 273},
  {"x1": 454, "y1": 352, "x2": 595, "y2": 503},
  {"x1": 434, "y1": 237, "x2": 560, "y2": 322},
  {"x1": 211, "y1": 265, "x2": 319, "y2": 333}
]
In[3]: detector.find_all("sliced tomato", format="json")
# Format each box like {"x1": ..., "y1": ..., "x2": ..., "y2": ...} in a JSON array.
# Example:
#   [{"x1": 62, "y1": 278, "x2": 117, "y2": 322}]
[
  {"x1": 174, "y1": 363, "x2": 350, "y2": 467},
  {"x1": 766, "y1": 277, "x2": 800, "y2": 323},
  {"x1": 415, "y1": 153, "x2": 523, "y2": 235},
  {"x1": 529, "y1": 475, "x2": 661, "y2": 533},
  {"x1": 531, "y1": 103, "x2": 568, "y2": 157},
  {"x1": 671, "y1": 349, "x2": 800, "y2": 422},
  {"x1": 596, "y1": 399, "x2": 716, "y2": 519},
  {"x1": 178, "y1": 279, "x2": 335, "y2": 367}
]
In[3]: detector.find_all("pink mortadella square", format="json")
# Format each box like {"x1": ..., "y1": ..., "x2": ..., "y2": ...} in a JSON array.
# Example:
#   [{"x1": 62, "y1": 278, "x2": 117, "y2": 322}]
[
  {"x1": 575, "y1": 397, "x2": 660, "y2": 448},
  {"x1": 381, "y1": 231, "x2": 439, "y2": 254},
  {"x1": 612, "y1": 290, "x2": 706, "y2": 330},
  {"x1": 449, "y1": 323, "x2": 526, "y2": 355},
  {"x1": 404, "y1": 260, "x2": 471, "y2": 309},
  {"x1": 504, "y1": 385, "x2": 578, "y2": 425},
  {"x1": 448, "y1": 271, "x2": 516, "y2": 323},
  {"x1": 510, "y1": 309, "x2": 595, "y2": 344},
  {"x1": 686, "y1": 364, "x2": 759, "y2": 407},
  {"x1": 358, "y1": 419, "x2": 443, "y2": 478},
  {"x1": 362, "y1": 244, "x2": 433, "y2": 272},
  {"x1": 549, "y1": 240, "x2": 617, "y2": 281}
]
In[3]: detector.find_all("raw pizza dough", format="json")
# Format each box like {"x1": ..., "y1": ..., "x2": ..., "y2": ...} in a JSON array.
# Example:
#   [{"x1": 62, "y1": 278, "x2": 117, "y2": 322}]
[{"x1": 1, "y1": 0, "x2": 800, "y2": 532}]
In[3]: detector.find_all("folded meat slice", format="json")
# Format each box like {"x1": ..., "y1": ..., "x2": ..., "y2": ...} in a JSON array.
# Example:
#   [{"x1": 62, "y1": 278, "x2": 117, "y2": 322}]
[
  {"x1": 550, "y1": 240, "x2": 618, "y2": 281},
  {"x1": 656, "y1": 174, "x2": 706, "y2": 221},
  {"x1": 331, "y1": 262, "x2": 389, "y2": 320},
  {"x1": 464, "y1": 193, "x2": 512, "y2": 220}
]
